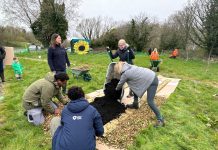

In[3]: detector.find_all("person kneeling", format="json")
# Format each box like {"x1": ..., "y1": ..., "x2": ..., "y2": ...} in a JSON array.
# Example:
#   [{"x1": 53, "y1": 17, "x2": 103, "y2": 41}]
[
  {"x1": 23, "y1": 72, "x2": 69, "y2": 125},
  {"x1": 51, "y1": 86, "x2": 104, "y2": 150}
]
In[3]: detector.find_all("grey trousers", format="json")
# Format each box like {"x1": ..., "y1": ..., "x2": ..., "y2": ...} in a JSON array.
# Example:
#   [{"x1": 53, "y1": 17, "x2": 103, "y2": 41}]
[{"x1": 50, "y1": 116, "x2": 61, "y2": 137}]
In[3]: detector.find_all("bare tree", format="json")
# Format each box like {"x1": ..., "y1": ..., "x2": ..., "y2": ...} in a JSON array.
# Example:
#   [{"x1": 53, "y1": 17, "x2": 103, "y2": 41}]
[
  {"x1": 76, "y1": 17, "x2": 96, "y2": 40},
  {"x1": 76, "y1": 16, "x2": 117, "y2": 40},
  {"x1": 188, "y1": 0, "x2": 208, "y2": 49},
  {"x1": 2, "y1": 0, "x2": 80, "y2": 27},
  {"x1": 101, "y1": 16, "x2": 117, "y2": 36},
  {"x1": 174, "y1": 6, "x2": 194, "y2": 60}
]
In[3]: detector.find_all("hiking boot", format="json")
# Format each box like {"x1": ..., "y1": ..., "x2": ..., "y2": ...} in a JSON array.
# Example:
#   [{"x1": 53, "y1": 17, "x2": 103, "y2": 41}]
[
  {"x1": 154, "y1": 120, "x2": 165, "y2": 127},
  {"x1": 126, "y1": 102, "x2": 139, "y2": 109}
]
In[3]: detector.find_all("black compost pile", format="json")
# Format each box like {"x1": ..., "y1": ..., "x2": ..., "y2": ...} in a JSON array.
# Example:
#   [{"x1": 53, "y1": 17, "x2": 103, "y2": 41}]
[
  {"x1": 90, "y1": 79, "x2": 126, "y2": 125},
  {"x1": 104, "y1": 79, "x2": 122, "y2": 100}
]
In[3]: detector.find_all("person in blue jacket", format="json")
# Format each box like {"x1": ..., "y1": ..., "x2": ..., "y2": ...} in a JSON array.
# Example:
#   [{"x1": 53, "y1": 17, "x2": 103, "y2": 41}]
[
  {"x1": 48, "y1": 33, "x2": 70, "y2": 94},
  {"x1": 51, "y1": 86, "x2": 104, "y2": 150}
]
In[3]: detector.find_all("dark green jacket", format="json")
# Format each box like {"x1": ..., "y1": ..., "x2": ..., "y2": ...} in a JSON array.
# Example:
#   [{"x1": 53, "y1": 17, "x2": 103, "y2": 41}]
[{"x1": 23, "y1": 72, "x2": 66, "y2": 113}]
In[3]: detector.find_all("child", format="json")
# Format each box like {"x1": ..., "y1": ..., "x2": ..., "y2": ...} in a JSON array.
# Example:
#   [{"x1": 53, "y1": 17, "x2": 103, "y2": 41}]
[{"x1": 12, "y1": 57, "x2": 23, "y2": 80}]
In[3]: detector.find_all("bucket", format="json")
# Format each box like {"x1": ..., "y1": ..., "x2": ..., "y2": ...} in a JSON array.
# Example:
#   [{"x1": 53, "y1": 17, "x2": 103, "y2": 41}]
[{"x1": 27, "y1": 108, "x2": 45, "y2": 125}]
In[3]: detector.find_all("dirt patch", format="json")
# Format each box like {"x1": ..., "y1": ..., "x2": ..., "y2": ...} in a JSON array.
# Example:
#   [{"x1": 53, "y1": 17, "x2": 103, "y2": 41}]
[
  {"x1": 98, "y1": 97, "x2": 166, "y2": 149},
  {"x1": 43, "y1": 96, "x2": 166, "y2": 149},
  {"x1": 90, "y1": 96, "x2": 126, "y2": 125}
]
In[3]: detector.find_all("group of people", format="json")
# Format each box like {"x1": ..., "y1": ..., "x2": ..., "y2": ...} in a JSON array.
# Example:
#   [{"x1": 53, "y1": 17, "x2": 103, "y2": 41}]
[
  {"x1": 22, "y1": 33, "x2": 104, "y2": 150},
  {"x1": 149, "y1": 48, "x2": 179, "y2": 60},
  {"x1": 108, "y1": 39, "x2": 164, "y2": 125},
  {"x1": 21, "y1": 36, "x2": 164, "y2": 149}
]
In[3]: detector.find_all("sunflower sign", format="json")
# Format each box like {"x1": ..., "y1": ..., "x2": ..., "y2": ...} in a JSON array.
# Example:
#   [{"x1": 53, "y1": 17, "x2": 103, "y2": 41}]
[{"x1": 71, "y1": 39, "x2": 90, "y2": 55}]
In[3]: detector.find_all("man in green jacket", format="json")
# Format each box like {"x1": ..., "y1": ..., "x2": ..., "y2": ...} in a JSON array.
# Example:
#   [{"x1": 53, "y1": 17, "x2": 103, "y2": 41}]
[{"x1": 23, "y1": 72, "x2": 69, "y2": 125}]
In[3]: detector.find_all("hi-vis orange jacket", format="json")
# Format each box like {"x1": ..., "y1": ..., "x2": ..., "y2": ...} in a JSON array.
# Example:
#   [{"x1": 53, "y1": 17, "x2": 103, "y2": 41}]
[
  {"x1": 150, "y1": 51, "x2": 159, "y2": 60},
  {"x1": 172, "y1": 49, "x2": 179, "y2": 56}
]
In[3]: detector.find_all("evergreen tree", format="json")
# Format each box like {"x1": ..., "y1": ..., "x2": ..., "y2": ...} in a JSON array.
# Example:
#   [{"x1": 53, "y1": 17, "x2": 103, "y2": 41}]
[
  {"x1": 205, "y1": 0, "x2": 218, "y2": 55},
  {"x1": 31, "y1": 0, "x2": 68, "y2": 47}
]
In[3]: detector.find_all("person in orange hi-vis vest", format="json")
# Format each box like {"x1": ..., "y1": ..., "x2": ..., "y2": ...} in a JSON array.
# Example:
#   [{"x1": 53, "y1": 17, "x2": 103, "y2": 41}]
[
  {"x1": 150, "y1": 48, "x2": 159, "y2": 60},
  {"x1": 170, "y1": 48, "x2": 179, "y2": 58}
]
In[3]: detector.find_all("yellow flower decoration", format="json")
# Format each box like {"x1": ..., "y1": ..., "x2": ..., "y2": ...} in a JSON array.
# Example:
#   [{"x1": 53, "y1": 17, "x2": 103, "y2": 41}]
[{"x1": 74, "y1": 40, "x2": 89, "y2": 55}]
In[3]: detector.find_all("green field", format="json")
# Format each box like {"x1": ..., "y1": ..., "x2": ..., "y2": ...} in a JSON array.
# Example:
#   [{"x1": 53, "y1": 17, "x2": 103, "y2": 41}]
[{"x1": 0, "y1": 52, "x2": 217, "y2": 149}]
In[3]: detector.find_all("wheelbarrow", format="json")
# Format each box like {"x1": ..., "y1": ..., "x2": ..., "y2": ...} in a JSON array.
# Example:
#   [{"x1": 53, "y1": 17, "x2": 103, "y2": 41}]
[
  {"x1": 150, "y1": 60, "x2": 161, "y2": 72},
  {"x1": 71, "y1": 67, "x2": 92, "y2": 81}
]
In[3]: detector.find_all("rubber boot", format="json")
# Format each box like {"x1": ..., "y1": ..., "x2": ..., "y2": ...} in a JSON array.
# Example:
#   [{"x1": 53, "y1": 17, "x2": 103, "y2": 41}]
[{"x1": 126, "y1": 94, "x2": 139, "y2": 109}]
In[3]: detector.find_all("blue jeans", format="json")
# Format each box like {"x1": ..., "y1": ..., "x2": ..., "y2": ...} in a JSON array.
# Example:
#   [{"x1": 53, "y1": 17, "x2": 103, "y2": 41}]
[
  {"x1": 147, "y1": 76, "x2": 163, "y2": 120},
  {"x1": 133, "y1": 76, "x2": 163, "y2": 120}
]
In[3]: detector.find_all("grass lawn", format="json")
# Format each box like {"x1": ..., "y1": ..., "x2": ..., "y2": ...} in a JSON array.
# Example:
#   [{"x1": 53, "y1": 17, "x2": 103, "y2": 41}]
[{"x1": 0, "y1": 52, "x2": 218, "y2": 150}]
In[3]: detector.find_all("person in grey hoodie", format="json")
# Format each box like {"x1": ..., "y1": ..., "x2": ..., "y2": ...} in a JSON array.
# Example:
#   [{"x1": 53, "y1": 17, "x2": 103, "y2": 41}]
[{"x1": 114, "y1": 61, "x2": 164, "y2": 127}]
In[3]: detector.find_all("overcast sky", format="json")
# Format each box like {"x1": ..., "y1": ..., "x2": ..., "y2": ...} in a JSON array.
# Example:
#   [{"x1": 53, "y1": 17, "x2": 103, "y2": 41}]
[
  {"x1": 0, "y1": 0, "x2": 190, "y2": 26},
  {"x1": 79, "y1": 0, "x2": 190, "y2": 22},
  {"x1": 0, "y1": 0, "x2": 191, "y2": 38}
]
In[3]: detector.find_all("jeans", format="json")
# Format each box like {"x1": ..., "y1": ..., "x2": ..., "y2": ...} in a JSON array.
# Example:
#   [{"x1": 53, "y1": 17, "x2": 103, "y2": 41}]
[
  {"x1": 0, "y1": 60, "x2": 5, "y2": 82},
  {"x1": 50, "y1": 116, "x2": 61, "y2": 137},
  {"x1": 147, "y1": 76, "x2": 163, "y2": 120},
  {"x1": 133, "y1": 76, "x2": 163, "y2": 120}
]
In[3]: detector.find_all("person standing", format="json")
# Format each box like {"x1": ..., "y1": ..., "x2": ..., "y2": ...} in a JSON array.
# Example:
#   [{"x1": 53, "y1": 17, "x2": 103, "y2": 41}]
[
  {"x1": 107, "y1": 39, "x2": 135, "y2": 97},
  {"x1": 12, "y1": 57, "x2": 23, "y2": 80},
  {"x1": 150, "y1": 48, "x2": 159, "y2": 61},
  {"x1": 148, "y1": 48, "x2": 152, "y2": 55},
  {"x1": 108, "y1": 39, "x2": 135, "y2": 64},
  {"x1": 114, "y1": 61, "x2": 165, "y2": 127},
  {"x1": 0, "y1": 46, "x2": 6, "y2": 82},
  {"x1": 48, "y1": 33, "x2": 70, "y2": 94}
]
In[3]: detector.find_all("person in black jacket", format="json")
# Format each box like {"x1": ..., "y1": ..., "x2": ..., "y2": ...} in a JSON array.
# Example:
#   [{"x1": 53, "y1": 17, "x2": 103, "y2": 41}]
[
  {"x1": 107, "y1": 39, "x2": 135, "y2": 97},
  {"x1": 108, "y1": 39, "x2": 135, "y2": 64},
  {"x1": 48, "y1": 33, "x2": 70, "y2": 94},
  {"x1": 0, "y1": 46, "x2": 6, "y2": 82}
]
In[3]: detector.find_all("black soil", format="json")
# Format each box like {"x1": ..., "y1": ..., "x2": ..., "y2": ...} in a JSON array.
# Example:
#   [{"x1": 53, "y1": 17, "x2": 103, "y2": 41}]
[
  {"x1": 90, "y1": 96, "x2": 126, "y2": 125},
  {"x1": 91, "y1": 79, "x2": 125, "y2": 125},
  {"x1": 104, "y1": 79, "x2": 122, "y2": 100}
]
